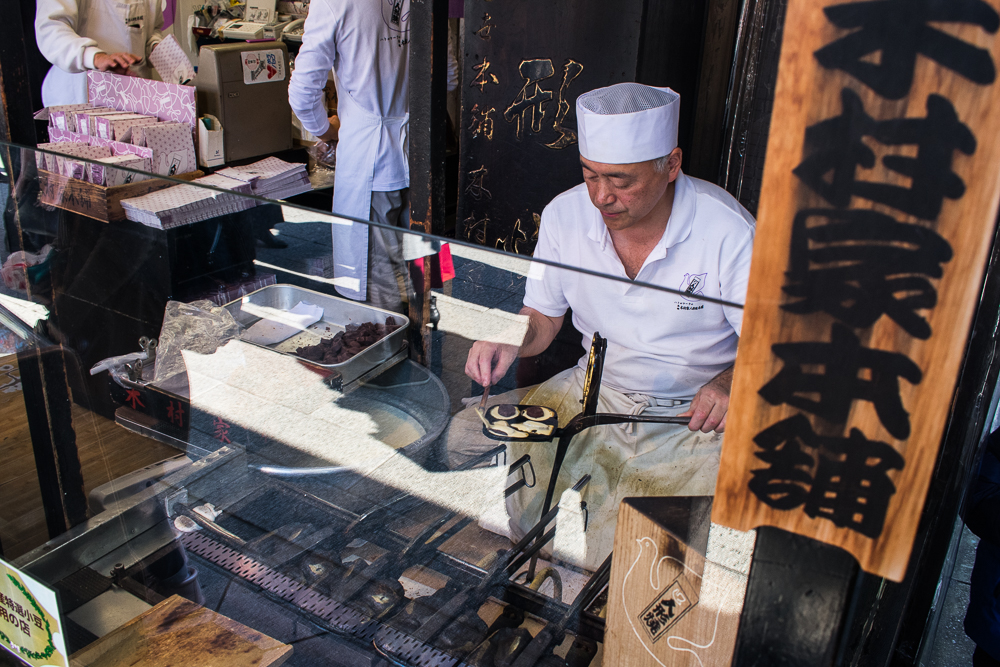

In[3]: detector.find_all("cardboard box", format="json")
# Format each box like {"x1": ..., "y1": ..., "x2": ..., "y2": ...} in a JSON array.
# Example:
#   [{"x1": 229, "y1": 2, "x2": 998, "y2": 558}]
[
  {"x1": 75, "y1": 109, "x2": 122, "y2": 136},
  {"x1": 34, "y1": 142, "x2": 111, "y2": 180},
  {"x1": 91, "y1": 155, "x2": 153, "y2": 187},
  {"x1": 87, "y1": 71, "x2": 197, "y2": 128},
  {"x1": 197, "y1": 115, "x2": 225, "y2": 168},
  {"x1": 144, "y1": 123, "x2": 197, "y2": 176},
  {"x1": 94, "y1": 114, "x2": 158, "y2": 142}
]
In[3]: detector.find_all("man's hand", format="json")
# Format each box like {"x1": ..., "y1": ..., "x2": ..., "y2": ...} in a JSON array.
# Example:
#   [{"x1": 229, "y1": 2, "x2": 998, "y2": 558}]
[
  {"x1": 466, "y1": 341, "x2": 519, "y2": 387},
  {"x1": 680, "y1": 365, "x2": 735, "y2": 433},
  {"x1": 464, "y1": 307, "x2": 563, "y2": 388},
  {"x1": 94, "y1": 52, "x2": 140, "y2": 74},
  {"x1": 317, "y1": 115, "x2": 340, "y2": 143}
]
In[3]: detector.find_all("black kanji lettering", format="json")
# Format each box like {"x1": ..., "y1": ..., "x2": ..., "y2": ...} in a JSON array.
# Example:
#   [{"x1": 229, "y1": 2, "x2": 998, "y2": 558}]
[
  {"x1": 783, "y1": 208, "x2": 953, "y2": 338},
  {"x1": 815, "y1": 0, "x2": 999, "y2": 99},
  {"x1": 793, "y1": 88, "x2": 976, "y2": 220},
  {"x1": 750, "y1": 415, "x2": 905, "y2": 538},
  {"x1": 759, "y1": 323, "x2": 922, "y2": 439}
]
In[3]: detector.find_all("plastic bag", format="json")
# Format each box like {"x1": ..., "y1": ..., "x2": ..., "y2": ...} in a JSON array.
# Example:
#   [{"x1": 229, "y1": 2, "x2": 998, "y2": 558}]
[
  {"x1": 1, "y1": 244, "x2": 52, "y2": 291},
  {"x1": 307, "y1": 140, "x2": 337, "y2": 170},
  {"x1": 152, "y1": 300, "x2": 242, "y2": 385}
]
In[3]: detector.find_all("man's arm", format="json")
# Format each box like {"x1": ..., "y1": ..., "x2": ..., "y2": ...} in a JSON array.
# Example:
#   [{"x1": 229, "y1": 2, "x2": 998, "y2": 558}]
[
  {"x1": 680, "y1": 365, "x2": 733, "y2": 433},
  {"x1": 36, "y1": 0, "x2": 101, "y2": 73},
  {"x1": 288, "y1": 0, "x2": 338, "y2": 138},
  {"x1": 465, "y1": 306, "x2": 564, "y2": 387},
  {"x1": 145, "y1": 0, "x2": 165, "y2": 61}
]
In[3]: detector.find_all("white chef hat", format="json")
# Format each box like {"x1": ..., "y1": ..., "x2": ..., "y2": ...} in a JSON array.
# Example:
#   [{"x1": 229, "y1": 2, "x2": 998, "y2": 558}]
[{"x1": 576, "y1": 83, "x2": 680, "y2": 164}]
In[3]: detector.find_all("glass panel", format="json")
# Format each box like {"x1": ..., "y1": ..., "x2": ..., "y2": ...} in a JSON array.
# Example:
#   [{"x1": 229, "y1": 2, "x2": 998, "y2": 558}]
[{"x1": 2, "y1": 139, "x2": 753, "y2": 665}]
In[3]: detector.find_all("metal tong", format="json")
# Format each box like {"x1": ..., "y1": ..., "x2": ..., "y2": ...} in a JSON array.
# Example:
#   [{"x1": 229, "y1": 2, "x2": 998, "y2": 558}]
[
  {"x1": 508, "y1": 553, "x2": 613, "y2": 667},
  {"x1": 404, "y1": 474, "x2": 593, "y2": 646}
]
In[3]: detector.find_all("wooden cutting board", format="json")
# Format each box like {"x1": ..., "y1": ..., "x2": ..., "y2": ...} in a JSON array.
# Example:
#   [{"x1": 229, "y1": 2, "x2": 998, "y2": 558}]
[{"x1": 69, "y1": 595, "x2": 292, "y2": 667}]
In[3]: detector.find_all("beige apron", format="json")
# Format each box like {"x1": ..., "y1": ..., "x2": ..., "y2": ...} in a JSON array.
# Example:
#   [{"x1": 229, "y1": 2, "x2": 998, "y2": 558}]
[{"x1": 445, "y1": 366, "x2": 722, "y2": 570}]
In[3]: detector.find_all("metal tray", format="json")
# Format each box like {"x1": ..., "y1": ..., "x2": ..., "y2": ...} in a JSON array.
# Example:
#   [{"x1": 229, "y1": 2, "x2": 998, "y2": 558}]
[{"x1": 223, "y1": 284, "x2": 409, "y2": 387}]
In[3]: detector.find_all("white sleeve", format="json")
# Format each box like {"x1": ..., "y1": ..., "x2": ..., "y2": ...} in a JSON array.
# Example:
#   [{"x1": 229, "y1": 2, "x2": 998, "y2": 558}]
[
  {"x1": 288, "y1": 0, "x2": 338, "y2": 137},
  {"x1": 523, "y1": 206, "x2": 570, "y2": 318},
  {"x1": 35, "y1": 0, "x2": 102, "y2": 73},
  {"x1": 146, "y1": 0, "x2": 164, "y2": 58},
  {"x1": 720, "y1": 225, "x2": 755, "y2": 336}
]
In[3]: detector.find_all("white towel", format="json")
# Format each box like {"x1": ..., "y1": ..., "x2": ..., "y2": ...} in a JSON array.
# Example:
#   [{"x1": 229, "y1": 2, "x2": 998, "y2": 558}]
[{"x1": 242, "y1": 301, "x2": 324, "y2": 345}]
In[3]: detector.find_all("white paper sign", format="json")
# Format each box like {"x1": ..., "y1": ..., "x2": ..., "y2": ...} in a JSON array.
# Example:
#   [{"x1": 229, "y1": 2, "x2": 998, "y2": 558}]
[
  {"x1": 241, "y1": 49, "x2": 286, "y2": 85},
  {"x1": 0, "y1": 558, "x2": 67, "y2": 667},
  {"x1": 245, "y1": 0, "x2": 277, "y2": 23}
]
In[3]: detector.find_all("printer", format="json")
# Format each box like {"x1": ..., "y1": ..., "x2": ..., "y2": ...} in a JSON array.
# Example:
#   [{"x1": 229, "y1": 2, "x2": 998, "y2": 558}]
[{"x1": 197, "y1": 41, "x2": 293, "y2": 162}]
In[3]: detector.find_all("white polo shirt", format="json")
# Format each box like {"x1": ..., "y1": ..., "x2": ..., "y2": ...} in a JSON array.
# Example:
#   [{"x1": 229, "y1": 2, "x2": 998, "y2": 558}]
[{"x1": 524, "y1": 171, "x2": 755, "y2": 400}]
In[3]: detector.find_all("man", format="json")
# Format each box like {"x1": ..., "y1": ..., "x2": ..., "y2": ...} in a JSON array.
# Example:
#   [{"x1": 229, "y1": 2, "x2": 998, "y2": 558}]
[
  {"x1": 288, "y1": 0, "x2": 413, "y2": 313},
  {"x1": 452, "y1": 82, "x2": 755, "y2": 568},
  {"x1": 36, "y1": 0, "x2": 164, "y2": 106}
]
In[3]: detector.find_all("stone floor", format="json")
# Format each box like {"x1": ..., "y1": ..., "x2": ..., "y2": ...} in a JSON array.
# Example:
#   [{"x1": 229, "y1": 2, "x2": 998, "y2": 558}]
[{"x1": 925, "y1": 522, "x2": 981, "y2": 667}]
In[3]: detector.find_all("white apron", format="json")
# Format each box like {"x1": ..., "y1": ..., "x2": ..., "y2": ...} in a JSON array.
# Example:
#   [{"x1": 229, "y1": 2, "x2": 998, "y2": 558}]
[
  {"x1": 331, "y1": 85, "x2": 409, "y2": 301},
  {"x1": 506, "y1": 368, "x2": 722, "y2": 569}
]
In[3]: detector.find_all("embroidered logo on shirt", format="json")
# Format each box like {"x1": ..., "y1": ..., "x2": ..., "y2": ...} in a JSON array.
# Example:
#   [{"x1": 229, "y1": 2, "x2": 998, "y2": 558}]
[
  {"x1": 679, "y1": 272, "x2": 708, "y2": 301},
  {"x1": 382, "y1": 0, "x2": 410, "y2": 43}
]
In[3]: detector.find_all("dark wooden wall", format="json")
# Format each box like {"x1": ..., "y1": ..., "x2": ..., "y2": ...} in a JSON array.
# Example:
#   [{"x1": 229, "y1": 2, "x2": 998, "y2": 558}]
[
  {"x1": 0, "y1": 0, "x2": 49, "y2": 146},
  {"x1": 455, "y1": 0, "x2": 744, "y2": 255},
  {"x1": 456, "y1": 0, "x2": 646, "y2": 254}
]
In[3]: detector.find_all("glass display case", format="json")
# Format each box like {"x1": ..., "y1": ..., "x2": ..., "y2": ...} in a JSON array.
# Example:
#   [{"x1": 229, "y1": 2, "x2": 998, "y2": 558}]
[{"x1": 0, "y1": 141, "x2": 755, "y2": 667}]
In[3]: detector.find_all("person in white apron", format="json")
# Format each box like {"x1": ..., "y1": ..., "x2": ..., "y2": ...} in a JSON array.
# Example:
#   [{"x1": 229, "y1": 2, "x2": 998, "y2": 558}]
[
  {"x1": 36, "y1": 0, "x2": 164, "y2": 106},
  {"x1": 443, "y1": 83, "x2": 757, "y2": 570},
  {"x1": 289, "y1": 0, "x2": 416, "y2": 313}
]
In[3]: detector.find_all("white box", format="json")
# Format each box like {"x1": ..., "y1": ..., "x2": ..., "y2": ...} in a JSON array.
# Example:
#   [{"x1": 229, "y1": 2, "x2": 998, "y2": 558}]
[{"x1": 197, "y1": 115, "x2": 225, "y2": 168}]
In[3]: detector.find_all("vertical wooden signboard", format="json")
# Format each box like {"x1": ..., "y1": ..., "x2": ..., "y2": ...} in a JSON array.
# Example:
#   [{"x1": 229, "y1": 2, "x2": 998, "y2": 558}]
[
  {"x1": 606, "y1": 499, "x2": 748, "y2": 667},
  {"x1": 457, "y1": 0, "x2": 643, "y2": 254},
  {"x1": 712, "y1": 0, "x2": 1000, "y2": 581}
]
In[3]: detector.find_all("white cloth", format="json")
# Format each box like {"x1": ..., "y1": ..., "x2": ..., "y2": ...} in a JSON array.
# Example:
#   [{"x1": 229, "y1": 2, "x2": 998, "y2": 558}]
[
  {"x1": 288, "y1": 0, "x2": 410, "y2": 301},
  {"x1": 242, "y1": 301, "x2": 324, "y2": 346},
  {"x1": 576, "y1": 83, "x2": 680, "y2": 164},
  {"x1": 444, "y1": 367, "x2": 722, "y2": 570},
  {"x1": 36, "y1": 0, "x2": 164, "y2": 106},
  {"x1": 524, "y1": 172, "x2": 755, "y2": 401}
]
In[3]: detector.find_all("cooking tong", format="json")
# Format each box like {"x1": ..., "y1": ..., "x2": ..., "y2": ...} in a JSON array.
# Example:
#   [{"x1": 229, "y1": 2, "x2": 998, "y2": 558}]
[
  {"x1": 374, "y1": 474, "x2": 593, "y2": 658},
  {"x1": 485, "y1": 333, "x2": 691, "y2": 579}
]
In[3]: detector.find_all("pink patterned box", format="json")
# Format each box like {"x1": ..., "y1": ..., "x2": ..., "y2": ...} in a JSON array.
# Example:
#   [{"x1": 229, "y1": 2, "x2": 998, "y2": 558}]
[
  {"x1": 143, "y1": 123, "x2": 197, "y2": 176},
  {"x1": 132, "y1": 122, "x2": 184, "y2": 147},
  {"x1": 94, "y1": 114, "x2": 158, "y2": 142},
  {"x1": 87, "y1": 71, "x2": 196, "y2": 129},
  {"x1": 34, "y1": 142, "x2": 111, "y2": 180},
  {"x1": 48, "y1": 128, "x2": 89, "y2": 144},
  {"x1": 89, "y1": 136, "x2": 154, "y2": 161},
  {"x1": 149, "y1": 35, "x2": 195, "y2": 85}
]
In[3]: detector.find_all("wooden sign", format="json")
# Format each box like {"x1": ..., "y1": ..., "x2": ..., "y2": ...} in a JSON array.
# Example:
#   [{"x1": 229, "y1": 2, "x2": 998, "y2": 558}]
[
  {"x1": 605, "y1": 498, "x2": 747, "y2": 667},
  {"x1": 69, "y1": 595, "x2": 292, "y2": 667},
  {"x1": 457, "y1": 0, "x2": 643, "y2": 254},
  {"x1": 712, "y1": 0, "x2": 1000, "y2": 581},
  {"x1": 0, "y1": 558, "x2": 67, "y2": 667}
]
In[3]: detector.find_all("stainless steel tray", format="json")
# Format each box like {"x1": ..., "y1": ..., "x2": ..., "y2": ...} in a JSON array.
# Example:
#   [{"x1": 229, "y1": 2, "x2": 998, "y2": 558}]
[{"x1": 223, "y1": 284, "x2": 409, "y2": 387}]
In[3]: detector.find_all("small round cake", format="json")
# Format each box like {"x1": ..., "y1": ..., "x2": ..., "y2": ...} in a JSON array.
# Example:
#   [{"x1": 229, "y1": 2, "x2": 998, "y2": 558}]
[{"x1": 523, "y1": 406, "x2": 555, "y2": 421}]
